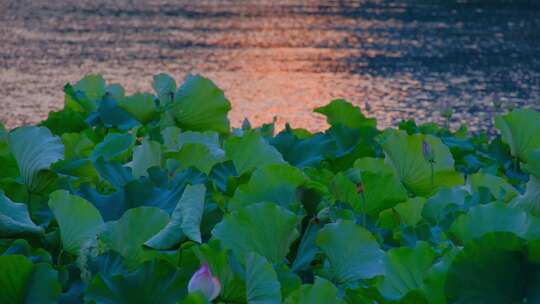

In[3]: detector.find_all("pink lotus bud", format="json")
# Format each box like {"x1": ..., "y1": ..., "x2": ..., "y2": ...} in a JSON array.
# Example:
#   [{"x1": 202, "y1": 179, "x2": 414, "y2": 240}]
[{"x1": 188, "y1": 263, "x2": 221, "y2": 301}]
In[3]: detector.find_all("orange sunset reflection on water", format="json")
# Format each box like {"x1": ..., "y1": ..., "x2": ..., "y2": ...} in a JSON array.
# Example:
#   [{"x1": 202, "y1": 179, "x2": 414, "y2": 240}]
[{"x1": 1, "y1": 0, "x2": 539, "y2": 131}]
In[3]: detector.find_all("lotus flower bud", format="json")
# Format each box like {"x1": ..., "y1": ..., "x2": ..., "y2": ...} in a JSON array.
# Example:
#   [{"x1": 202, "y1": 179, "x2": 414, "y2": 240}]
[
  {"x1": 422, "y1": 140, "x2": 435, "y2": 163},
  {"x1": 188, "y1": 263, "x2": 221, "y2": 301}
]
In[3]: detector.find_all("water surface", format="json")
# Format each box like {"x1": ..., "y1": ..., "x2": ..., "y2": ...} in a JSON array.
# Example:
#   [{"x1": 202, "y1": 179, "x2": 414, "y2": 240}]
[{"x1": 1, "y1": 0, "x2": 539, "y2": 131}]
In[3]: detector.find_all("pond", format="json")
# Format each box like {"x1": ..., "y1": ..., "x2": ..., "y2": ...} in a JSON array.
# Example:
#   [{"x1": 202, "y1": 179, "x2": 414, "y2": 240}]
[{"x1": 0, "y1": 0, "x2": 539, "y2": 131}]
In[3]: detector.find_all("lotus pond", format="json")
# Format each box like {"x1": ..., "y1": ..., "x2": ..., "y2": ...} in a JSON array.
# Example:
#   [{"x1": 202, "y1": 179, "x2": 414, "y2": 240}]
[{"x1": 0, "y1": 74, "x2": 539, "y2": 303}]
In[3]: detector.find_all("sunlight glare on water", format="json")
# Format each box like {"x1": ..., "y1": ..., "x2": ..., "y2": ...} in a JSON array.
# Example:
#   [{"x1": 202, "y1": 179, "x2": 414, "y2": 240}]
[{"x1": 0, "y1": 0, "x2": 539, "y2": 131}]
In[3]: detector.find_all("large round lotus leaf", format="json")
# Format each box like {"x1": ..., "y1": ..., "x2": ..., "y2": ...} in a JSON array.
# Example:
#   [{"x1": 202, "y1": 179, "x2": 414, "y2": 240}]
[
  {"x1": 100, "y1": 207, "x2": 169, "y2": 262},
  {"x1": 353, "y1": 157, "x2": 408, "y2": 216},
  {"x1": 314, "y1": 99, "x2": 376, "y2": 130},
  {"x1": 169, "y1": 74, "x2": 231, "y2": 134},
  {"x1": 422, "y1": 187, "x2": 467, "y2": 224},
  {"x1": 91, "y1": 133, "x2": 134, "y2": 162},
  {"x1": 0, "y1": 254, "x2": 33, "y2": 303},
  {"x1": 316, "y1": 220, "x2": 385, "y2": 285},
  {"x1": 284, "y1": 277, "x2": 345, "y2": 304},
  {"x1": 381, "y1": 130, "x2": 463, "y2": 196},
  {"x1": 74, "y1": 74, "x2": 106, "y2": 103},
  {"x1": 377, "y1": 241, "x2": 436, "y2": 301},
  {"x1": 394, "y1": 197, "x2": 426, "y2": 227},
  {"x1": 24, "y1": 263, "x2": 62, "y2": 304},
  {"x1": 0, "y1": 191, "x2": 43, "y2": 237},
  {"x1": 525, "y1": 148, "x2": 540, "y2": 179},
  {"x1": 224, "y1": 131, "x2": 285, "y2": 175},
  {"x1": 152, "y1": 73, "x2": 176, "y2": 105},
  {"x1": 495, "y1": 108, "x2": 540, "y2": 162},
  {"x1": 245, "y1": 252, "x2": 281, "y2": 304},
  {"x1": 468, "y1": 172, "x2": 518, "y2": 203},
  {"x1": 229, "y1": 163, "x2": 306, "y2": 211},
  {"x1": 212, "y1": 202, "x2": 300, "y2": 263},
  {"x1": 450, "y1": 202, "x2": 536, "y2": 243},
  {"x1": 118, "y1": 93, "x2": 158, "y2": 124},
  {"x1": 129, "y1": 139, "x2": 162, "y2": 178},
  {"x1": 48, "y1": 190, "x2": 104, "y2": 255},
  {"x1": 145, "y1": 184, "x2": 206, "y2": 249},
  {"x1": 0, "y1": 255, "x2": 60, "y2": 304},
  {"x1": 270, "y1": 127, "x2": 336, "y2": 169},
  {"x1": 85, "y1": 258, "x2": 189, "y2": 304},
  {"x1": 446, "y1": 232, "x2": 540, "y2": 304},
  {"x1": 178, "y1": 131, "x2": 224, "y2": 159},
  {"x1": 9, "y1": 126, "x2": 64, "y2": 188},
  {"x1": 167, "y1": 143, "x2": 221, "y2": 175},
  {"x1": 510, "y1": 176, "x2": 540, "y2": 216}
]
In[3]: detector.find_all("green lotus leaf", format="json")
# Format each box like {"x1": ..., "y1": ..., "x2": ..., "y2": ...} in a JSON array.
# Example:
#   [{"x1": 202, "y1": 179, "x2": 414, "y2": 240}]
[
  {"x1": 353, "y1": 157, "x2": 408, "y2": 215},
  {"x1": 40, "y1": 108, "x2": 88, "y2": 136},
  {"x1": 178, "y1": 131, "x2": 224, "y2": 158},
  {"x1": 495, "y1": 108, "x2": 540, "y2": 161},
  {"x1": 246, "y1": 252, "x2": 282, "y2": 304},
  {"x1": 168, "y1": 143, "x2": 221, "y2": 174},
  {"x1": 510, "y1": 176, "x2": 540, "y2": 215},
  {"x1": 169, "y1": 75, "x2": 231, "y2": 133},
  {"x1": 74, "y1": 74, "x2": 106, "y2": 103},
  {"x1": 525, "y1": 148, "x2": 540, "y2": 179},
  {"x1": 97, "y1": 95, "x2": 140, "y2": 130},
  {"x1": 316, "y1": 220, "x2": 385, "y2": 285},
  {"x1": 153, "y1": 73, "x2": 177, "y2": 105},
  {"x1": 422, "y1": 187, "x2": 467, "y2": 224},
  {"x1": 468, "y1": 172, "x2": 518, "y2": 202},
  {"x1": 381, "y1": 130, "x2": 463, "y2": 196},
  {"x1": 180, "y1": 293, "x2": 209, "y2": 304},
  {"x1": 284, "y1": 277, "x2": 345, "y2": 304},
  {"x1": 423, "y1": 248, "x2": 459, "y2": 304},
  {"x1": 446, "y1": 232, "x2": 540, "y2": 304},
  {"x1": 85, "y1": 258, "x2": 189, "y2": 304},
  {"x1": 0, "y1": 255, "x2": 60, "y2": 304},
  {"x1": 77, "y1": 167, "x2": 205, "y2": 221},
  {"x1": 0, "y1": 254, "x2": 33, "y2": 303},
  {"x1": 212, "y1": 202, "x2": 300, "y2": 263},
  {"x1": 61, "y1": 131, "x2": 95, "y2": 160},
  {"x1": 118, "y1": 93, "x2": 158, "y2": 124},
  {"x1": 48, "y1": 190, "x2": 104, "y2": 255},
  {"x1": 146, "y1": 184, "x2": 206, "y2": 249},
  {"x1": 394, "y1": 197, "x2": 426, "y2": 227},
  {"x1": 229, "y1": 163, "x2": 306, "y2": 211},
  {"x1": 91, "y1": 133, "x2": 134, "y2": 162},
  {"x1": 9, "y1": 126, "x2": 64, "y2": 187},
  {"x1": 162, "y1": 126, "x2": 183, "y2": 151},
  {"x1": 330, "y1": 172, "x2": 362, "y2": 211},
  {"x1": 225, "y1": 130, "x2": 285, "y2": 175},
  {"x1": 291, "y1": 221, "x2": 322, "y2": 272},
  {"x1": 270, "y1": 127, "x2": 335, "y2": 168},
  {"x1": 129, "y1": 139, "x2": 162, "y2": 178},
  {"x1": 0, "y1": 191, "x2": 43, "y2": 237},
  {"x1": 1, "y1": 239, "x2": 52, "y2": 264},
  {"x1": 274, "y1": 263, "x2": 301, "y2": 299},
  {"x1": 24, "y1": 263, "x2": 62, "y2": 304},
  {"x1": 100, "y1": 207, "x2": 169, "y2": 262},
  {"x1": 0, "y1": 132, "x2": 19, "y2": 180},
  {"x1": 450, "y1": 202, "x2": 537, "y2": 243},
  {"x1": 106, "y1": 83, "x2": 125, "y2": 99},
  {"x1": 377, "y1": 241, "x2": 436, "y2": 301},
  {"x1": 314, "y1": 99, "x2": 376, "y2": 130}
]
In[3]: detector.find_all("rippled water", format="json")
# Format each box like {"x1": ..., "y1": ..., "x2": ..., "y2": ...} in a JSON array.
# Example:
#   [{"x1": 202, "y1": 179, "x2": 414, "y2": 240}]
[{"x1": 1, "y1": 0, "x2": 539, "y2": 131}]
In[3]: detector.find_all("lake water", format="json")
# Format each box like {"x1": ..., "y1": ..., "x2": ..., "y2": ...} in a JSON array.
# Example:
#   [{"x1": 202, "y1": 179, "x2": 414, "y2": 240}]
[{"x1": 1, "y1": 0, "x2": 539, "y2": 131}]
